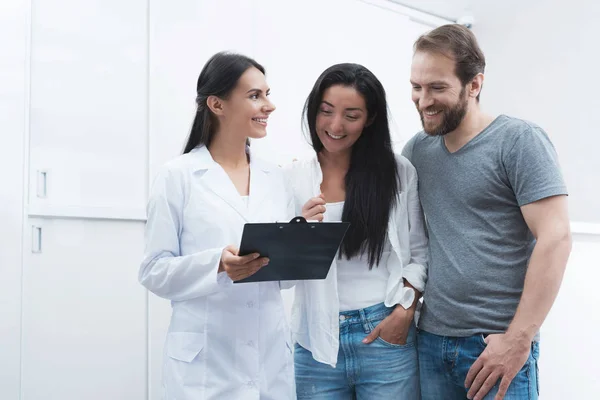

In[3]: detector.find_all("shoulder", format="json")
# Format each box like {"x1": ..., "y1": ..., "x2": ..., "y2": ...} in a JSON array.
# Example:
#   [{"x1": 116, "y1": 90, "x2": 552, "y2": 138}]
[
  {"x1": 394, "y1": 152, "x2": 418, "y2": 181},
  {"x1": 154, "y1": 152, "x2": 195, "y2": 182},
  {"x1": 404, "y1": 131, "x2": 430, "y2": 150},
  {"x1": 496, "y1": 115, "x2": 554, "y2": 150},
  {"x1": 252, "y1": 155, "x2": 279, "y2": 173},
  {"x1": 281, "y1": 155, "x2": 318, "y2": 178}
]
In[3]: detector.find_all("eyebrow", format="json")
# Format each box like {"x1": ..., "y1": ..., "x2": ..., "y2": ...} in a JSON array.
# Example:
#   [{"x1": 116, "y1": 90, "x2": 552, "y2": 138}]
[
  {"x1": 410, "y1": 80, "x2": 448, "y2": 86},
  {"x1": 321, "y1": 100, "x2": 364, "y2": 112},
  {"x1": 246, "y1": 88, "x2": 271, "y2": 94}
]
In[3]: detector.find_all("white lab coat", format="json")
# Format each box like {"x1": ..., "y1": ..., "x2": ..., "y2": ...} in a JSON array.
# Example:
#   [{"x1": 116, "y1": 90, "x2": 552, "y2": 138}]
[
  {"x1": 283, "y1": 153, "x2": 428, "y2": 367},
  {"x1": 139, "y1": 146, "x2": 296, "y2": 400}
]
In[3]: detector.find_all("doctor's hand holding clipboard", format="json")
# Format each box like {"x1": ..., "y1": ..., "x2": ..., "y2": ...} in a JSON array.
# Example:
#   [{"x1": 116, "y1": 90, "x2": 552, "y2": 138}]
[{"x1": 219, "y1": 245, "x2": 269, "y2": 282}]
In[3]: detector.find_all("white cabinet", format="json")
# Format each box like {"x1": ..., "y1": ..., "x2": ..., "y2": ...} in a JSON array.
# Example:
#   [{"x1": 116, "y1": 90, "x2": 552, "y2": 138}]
[
  {"x1": 28, "y1": 0, "x2": 148, "y2": 215},
  {"x1": 21, "y1": 218, "x2": 147, "y2": 400}
]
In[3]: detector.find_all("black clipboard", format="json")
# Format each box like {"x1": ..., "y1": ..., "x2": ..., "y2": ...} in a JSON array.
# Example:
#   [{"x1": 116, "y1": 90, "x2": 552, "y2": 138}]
[{"x1": 234, "y1": 216, "x2": 350, "y2": 283}]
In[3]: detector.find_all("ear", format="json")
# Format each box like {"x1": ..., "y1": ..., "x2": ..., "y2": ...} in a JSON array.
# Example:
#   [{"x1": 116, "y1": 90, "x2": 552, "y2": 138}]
[
  {"x1": 365, "y1": 112, "x2": 377, "y2": 127},
  {"x1": 206, "y1": 95, "x2": 225, "y2": 116},
  {"x1": 469, "y1": 73, "x2": 484, "y2": 99}
]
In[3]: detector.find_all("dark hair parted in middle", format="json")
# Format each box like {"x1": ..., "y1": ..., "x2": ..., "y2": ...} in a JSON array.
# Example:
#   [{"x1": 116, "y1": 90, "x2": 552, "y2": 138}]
[{"x1": 303, "y1": 63, "x2": 399, "y2": 268}]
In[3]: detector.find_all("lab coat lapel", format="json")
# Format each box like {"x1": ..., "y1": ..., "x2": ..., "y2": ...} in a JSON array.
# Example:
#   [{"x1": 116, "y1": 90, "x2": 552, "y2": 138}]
[
  {"x1": 193, "y1": 146, "x2": 249, "y2": 222},
  {"x1": 247, "y1": 155, "x2": 271, "y2": 221},
  {"x1": 202, "y1": 167, "x2": 249, "y2": 221}
]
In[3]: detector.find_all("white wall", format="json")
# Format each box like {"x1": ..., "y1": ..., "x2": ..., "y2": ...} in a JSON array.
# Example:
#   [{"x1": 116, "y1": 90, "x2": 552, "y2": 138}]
[
  {"x1": 541, "y1": 233, "x2": 600, "y2": 399},
  {"x1": 468, "y1": 1, "x2": 600, "y2": 397},
  {"x1": 470, "y1": 0, "x2": 600, "y2": 224}
]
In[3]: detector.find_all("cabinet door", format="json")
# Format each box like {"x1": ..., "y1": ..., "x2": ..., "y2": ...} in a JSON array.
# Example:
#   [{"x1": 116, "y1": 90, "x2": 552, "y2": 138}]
[
  {"x1": 22, "y1": 218, "x2": 147, "y2": 400},
  {"x1": 28, "y1": 0, "x2": 148, "y2": 213}
]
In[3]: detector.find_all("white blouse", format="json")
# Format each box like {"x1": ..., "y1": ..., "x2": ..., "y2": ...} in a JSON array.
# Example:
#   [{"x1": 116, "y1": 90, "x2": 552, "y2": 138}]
[
  {"x1": 326, "y1": 201, "x2": 392, "y2": 312},
  {"x1": 283, "y1": 153, "x2": 428, "y2": 367}
]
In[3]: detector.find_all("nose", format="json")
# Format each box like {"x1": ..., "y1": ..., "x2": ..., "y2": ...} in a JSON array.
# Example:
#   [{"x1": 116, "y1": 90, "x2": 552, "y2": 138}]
[
  {"x1": 262, "y1": 98, "x2": 276, "y2": 114},
  {"x1": 417, "y1": 90, "x2": 434, "y2": 110},
  {"x1": 329, "y1": 115, "x2": 343, "y2": 134}
]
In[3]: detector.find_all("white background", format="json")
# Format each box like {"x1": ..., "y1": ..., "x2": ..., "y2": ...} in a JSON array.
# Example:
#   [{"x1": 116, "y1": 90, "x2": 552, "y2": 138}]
[{"x1": 0, "y1": 0, "x2": 598, "y2": 399}]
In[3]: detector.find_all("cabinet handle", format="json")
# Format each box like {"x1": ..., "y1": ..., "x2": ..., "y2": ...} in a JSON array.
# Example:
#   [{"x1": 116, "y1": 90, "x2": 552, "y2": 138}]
[
  {"x1": 32, "y1": 226, "x2": 42, "y2": 253},
  {"x1": 37, "y1": 170, "x2": 48, "y2": 198}
]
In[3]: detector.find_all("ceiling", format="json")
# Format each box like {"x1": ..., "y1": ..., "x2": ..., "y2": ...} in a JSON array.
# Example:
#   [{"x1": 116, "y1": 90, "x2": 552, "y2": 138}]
[{"x1": 388, "y1": 0, "x2": 475, "y2": 21}]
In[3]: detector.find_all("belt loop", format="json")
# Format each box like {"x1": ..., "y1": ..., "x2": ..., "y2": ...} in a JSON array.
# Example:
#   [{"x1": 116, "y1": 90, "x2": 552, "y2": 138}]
[{"x1": 358, "y1": 308, "x2": 371, "y2": 333}]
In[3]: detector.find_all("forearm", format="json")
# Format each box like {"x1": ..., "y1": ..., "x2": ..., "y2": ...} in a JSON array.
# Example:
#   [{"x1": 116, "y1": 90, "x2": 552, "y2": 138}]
[{"x1": 507, "y1": 234, "x2": 571, "y2": 341}]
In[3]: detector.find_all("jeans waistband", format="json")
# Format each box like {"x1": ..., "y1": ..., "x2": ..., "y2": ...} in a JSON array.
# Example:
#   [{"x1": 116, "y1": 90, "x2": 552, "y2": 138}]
[{"x1": 338, "y1": 302, "x2": 394, "y2": 325}]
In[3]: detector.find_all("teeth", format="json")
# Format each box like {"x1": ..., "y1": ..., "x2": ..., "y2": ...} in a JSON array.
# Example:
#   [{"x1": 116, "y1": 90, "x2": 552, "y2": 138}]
[
  {"x1": 327, "y1": 132, "x2": 344, "y2": 140},
  {"x1": 253, "y1": 118, "x2": 267, "y2": 123},
  {"x1": 424, "y1": 110, "x2": 441, "y2": 116}
]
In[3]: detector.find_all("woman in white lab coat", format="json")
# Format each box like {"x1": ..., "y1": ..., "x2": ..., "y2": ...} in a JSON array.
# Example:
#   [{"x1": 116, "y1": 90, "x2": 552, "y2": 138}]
[
  {"x1": 139, "y1": 52, "x2": 295, "y2": 400},
  {"x1": 285, "y1": 63, "x2": 428, "y2": 399}
]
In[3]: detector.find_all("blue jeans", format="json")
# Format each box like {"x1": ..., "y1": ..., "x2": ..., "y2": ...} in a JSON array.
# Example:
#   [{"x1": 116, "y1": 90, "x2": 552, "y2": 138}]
[
  {"x1": 418, "y1": 329, "x2": 540, "y2": 400},
  {"x1": 294, "y1": 302, "x2": 420, "y2": 399}
]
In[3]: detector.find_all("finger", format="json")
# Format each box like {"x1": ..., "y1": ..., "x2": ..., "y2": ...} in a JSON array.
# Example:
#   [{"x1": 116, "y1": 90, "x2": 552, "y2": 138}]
[
  {"x1": 467, "y1": 368, "x2": 491, "y2": 399},
  {"x1": 224, "y1": 245, "x2": 239, "y2": 255},
  {"x1": 307, "y1": 204, "x2": 326, "y2": 217},
  {"x1": 232, "y1": 267, "x2": 262, "y2": 282},
  {"x1": 493, "y1": 374, "x2": 515, "y2": 400},
  {"x1": 312, "y1": 213, "x2": 324, "y2": 222},
  {"x1": 232, "y1": 252, "x2": 261, "y2": 265},
  {"x1": 465, "y1": 356, "x2": 485, "y2": 388},
  {"x1": 362, "y1": 326, "x2": 380, "y2": 344},
  {"x1": 302, "y1": 197, "x2": 326, "y2": 211},
  {"x1": 233, "y1": 257, "x2": 269, "y2": 272},
  {"x1": 473, "y1": 371, "x2": 501, "y2": 400},
  {"x1": 319, "y1": 193, "x2": 325, "y2": 200}
]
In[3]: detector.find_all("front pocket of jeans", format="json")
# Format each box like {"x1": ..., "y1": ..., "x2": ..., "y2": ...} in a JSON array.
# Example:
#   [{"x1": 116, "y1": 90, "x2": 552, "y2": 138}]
[{"x1": 368, "y1": 318, "x2": 415, "y2": 348}]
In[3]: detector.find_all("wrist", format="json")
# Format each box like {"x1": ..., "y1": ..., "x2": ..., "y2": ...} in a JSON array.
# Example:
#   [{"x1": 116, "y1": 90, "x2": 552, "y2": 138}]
[
  {"x1": 393, "y1": 304, "x2": 415, "y2": 315},
  {"x1": 506, "y1": 324, "x2": 537, "y2": 344}
]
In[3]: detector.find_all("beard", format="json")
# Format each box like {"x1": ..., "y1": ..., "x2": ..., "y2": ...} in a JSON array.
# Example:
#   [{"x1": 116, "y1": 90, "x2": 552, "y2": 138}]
[{"x1": 419, "y1": 87, "x2": 468, "y2": 136}]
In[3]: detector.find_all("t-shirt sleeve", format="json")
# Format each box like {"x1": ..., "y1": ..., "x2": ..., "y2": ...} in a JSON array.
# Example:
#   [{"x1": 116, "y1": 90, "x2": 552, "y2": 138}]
[{"x1": 503, "y1": 125, "x2": 568, "y2": 206}]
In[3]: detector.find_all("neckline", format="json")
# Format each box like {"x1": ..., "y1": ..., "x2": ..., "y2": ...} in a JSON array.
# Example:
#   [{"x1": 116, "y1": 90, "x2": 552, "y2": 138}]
[{"x1": 441, "y1": 114, "x2": 503, "y2": 155}]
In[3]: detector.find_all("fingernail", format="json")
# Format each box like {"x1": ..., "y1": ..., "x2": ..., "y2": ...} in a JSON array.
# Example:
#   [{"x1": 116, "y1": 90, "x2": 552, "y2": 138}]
[
  {"x1": 263, "y1": 259, "x2": 269, "y2": 266},
  {"x1": 362, "y1": 339, "x2": 368, "y2": 343}
]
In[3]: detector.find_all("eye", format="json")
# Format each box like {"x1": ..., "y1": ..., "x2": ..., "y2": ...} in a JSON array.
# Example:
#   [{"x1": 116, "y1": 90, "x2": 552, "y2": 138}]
[
  {"x1": 412, "y1": 86, "x2": 422, "y2": 91},
  {"x1": 346, "y1": 115, "x2": 359, "y2": 121},
  {"x1": 432, "y1": 86, "x2": 445, "y2": 91},
  {"x1": 319, "y1": 108, "x2": 332, "y2": 115},
  {"x1": 250, "y1": 93, "x2": 259, "y2": 100}
]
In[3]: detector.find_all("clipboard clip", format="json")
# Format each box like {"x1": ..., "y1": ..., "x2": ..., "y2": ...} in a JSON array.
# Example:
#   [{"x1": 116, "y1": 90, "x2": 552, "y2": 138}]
[{"x1": 289, "y1": 216, "x2": 307, "y2": 224}]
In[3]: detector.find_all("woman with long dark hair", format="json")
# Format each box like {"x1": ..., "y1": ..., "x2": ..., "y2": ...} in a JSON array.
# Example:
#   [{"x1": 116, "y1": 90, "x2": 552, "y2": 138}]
[
  {"x1": 139, "y1": 52, "x2": 295, "y2": 400},
  {"x1": 286, "y1": 63, "x2": 428, "y2": 399}
]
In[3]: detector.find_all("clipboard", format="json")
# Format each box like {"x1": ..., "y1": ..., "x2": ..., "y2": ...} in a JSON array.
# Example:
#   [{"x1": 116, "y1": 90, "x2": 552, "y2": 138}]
[{"x1": 234, "y1": 216, "x2": 350, "y2": 283}]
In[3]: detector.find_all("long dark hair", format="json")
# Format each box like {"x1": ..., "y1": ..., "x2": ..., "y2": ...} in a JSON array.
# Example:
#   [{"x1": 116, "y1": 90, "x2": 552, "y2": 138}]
[
  {"x1": 183, "y1": 52, "x2": 265, "y2": 154},
  {"x1": 303, "y1": 63, "x2": 399, "y2": 268}
]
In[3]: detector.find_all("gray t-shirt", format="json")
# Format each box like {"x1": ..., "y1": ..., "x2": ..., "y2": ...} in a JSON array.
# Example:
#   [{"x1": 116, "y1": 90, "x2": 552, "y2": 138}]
[{"x1": 402, "y1": 115, "x2": 567, "y2": 337}]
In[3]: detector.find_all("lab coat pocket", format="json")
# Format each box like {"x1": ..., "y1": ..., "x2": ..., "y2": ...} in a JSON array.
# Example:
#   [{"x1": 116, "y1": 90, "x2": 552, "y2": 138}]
[
  {"x1": 167, "y1": 331, "x2": 205, "y2": 363},
  {"x1": 164, "y1": 332, "x2": 206, "y2": 396}
]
